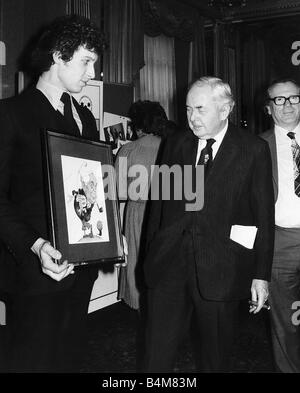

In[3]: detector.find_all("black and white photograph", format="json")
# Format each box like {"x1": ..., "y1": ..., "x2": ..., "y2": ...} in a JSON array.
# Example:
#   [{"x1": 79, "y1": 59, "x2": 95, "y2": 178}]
[{"x1": 1, "y1": 0, "x2": 300, "y2": 379}]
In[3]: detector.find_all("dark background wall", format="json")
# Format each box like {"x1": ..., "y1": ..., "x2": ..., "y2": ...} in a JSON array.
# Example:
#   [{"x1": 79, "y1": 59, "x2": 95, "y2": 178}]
[{"x1": 1, "y1": 0, "x2": 103, "y2": 98}]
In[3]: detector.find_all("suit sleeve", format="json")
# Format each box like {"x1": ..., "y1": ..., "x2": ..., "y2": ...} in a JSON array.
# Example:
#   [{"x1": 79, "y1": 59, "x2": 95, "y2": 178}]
[
  {"x1": 251, "y1": 140, "x2": 275, "y2": 281},
  {"x1": 0, "y1": 102, "x2": 40, "y2": 263},
  {"x1": 143, "y1": 137, "x2": 171, "y2": 250}
]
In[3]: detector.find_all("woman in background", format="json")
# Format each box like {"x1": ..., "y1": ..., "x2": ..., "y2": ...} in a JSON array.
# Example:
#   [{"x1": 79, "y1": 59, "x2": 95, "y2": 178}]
[{"x1": 115, "y1": 100, "x2": 173, "y2": 310}]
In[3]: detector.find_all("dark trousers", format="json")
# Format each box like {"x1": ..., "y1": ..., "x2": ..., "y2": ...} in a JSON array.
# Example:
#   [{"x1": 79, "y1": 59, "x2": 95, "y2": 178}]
[
  {"x1": 143, "y1": 234, "x2": 239, "y2": 373},
  {"x1": 269, "y1": 226, "x2": 300, "y2": 373},
  {"x1": 6, "y1": 267, "x2": 97, "y2": 373}
]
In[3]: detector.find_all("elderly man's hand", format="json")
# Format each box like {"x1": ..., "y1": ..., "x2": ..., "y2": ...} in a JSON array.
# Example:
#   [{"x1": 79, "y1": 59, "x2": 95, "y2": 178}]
[{"x1": 249, "y1": 279, "x2": 269, "y2": 314}]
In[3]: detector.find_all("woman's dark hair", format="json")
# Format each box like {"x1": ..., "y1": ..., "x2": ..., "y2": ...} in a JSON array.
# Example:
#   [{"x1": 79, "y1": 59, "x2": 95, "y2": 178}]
[
  {"x1": 160, "y1": 119, "x2": 180, "y2": 138},
  {"x1": 30, "y1": 15, "x2": 107, "y2": 74},
  {"x1": 128, "y1": 100, "x2": 168, "y2": 136}
]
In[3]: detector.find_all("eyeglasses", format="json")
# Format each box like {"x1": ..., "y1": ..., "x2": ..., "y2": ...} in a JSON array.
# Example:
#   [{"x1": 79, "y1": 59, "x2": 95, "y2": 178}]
[{"x1": 269, "y1": 95, "x2": 300, "y2": 106}]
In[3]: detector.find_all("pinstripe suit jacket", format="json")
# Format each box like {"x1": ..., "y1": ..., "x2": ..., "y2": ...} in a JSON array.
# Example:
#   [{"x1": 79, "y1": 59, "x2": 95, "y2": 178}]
[{"x1": 144, "y1": 124, "x2": 275, "y2": 301}]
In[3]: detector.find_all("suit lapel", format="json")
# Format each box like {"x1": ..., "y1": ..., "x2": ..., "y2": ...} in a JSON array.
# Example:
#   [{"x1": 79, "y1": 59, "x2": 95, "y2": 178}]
[
  {"x1": 30, "y1": 88, "x2": 72, "y2": 134},
  {"x1": 72, "y1": 98, "x2": 88, "y2": 136},
  {"x1": 261, "y1": 128, "x2": 278, "y2": 201},
  {"x1": 181, "y1": 131, "x2": 198, "y2": 166},
  {"x1": 31, "y1": 88, "x2": 97, "y2": 139},
  {"x1": 73, "y1": 98, "x2": 98, "y2": 140},
  {"x1": 180, "y1": 126, "x2": 239, "y2": 198},
  {"x1": 205, "y1": 124, "x2": 239, "y2": 188}
]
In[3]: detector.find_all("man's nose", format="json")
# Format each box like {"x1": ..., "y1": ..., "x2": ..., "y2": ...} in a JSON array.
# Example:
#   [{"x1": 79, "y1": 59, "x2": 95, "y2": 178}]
[
  {"x1": 284, "y1": 99, "x2": 292, "y2": 107},
  {"x1": 86, "y1": 64, "x2": 95, "y2": 79},
  {"x1": 190, "y1": 109, "x2": 197, "y2": 121}
]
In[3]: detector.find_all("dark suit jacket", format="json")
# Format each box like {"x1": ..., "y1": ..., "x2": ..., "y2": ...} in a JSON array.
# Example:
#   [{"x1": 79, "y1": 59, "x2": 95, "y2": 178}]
[
  {"x1": 260, "y1": 128, "x2": 279, "y2": 202},
  {"x1": 0, "y1": 87, "x2": 99, "y2": 294},
  {"x1": 143, "y1": 123, "x2": 275, "y2": 301}
]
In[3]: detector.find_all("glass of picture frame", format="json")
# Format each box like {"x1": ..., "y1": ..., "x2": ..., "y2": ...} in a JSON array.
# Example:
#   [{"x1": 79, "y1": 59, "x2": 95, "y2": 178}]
[{"x1": 43, "y1": 129, "x2": 125, "y2": 266}]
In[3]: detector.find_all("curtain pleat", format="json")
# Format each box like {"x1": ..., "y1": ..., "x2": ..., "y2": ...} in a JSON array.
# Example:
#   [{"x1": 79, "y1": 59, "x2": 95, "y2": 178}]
[
  {"x1": 139, "y1": 35, "x2": 176, "y2": 121},
  {"x1": 102, "y1": 0, "x2": 144, "y2": 84},
  {"x1": 66, "y1": 0, "x2": 90, "y2": 19},
  {"x1": 188, "y1": 14, "x2": 207, "y2": 83},
  {"x1": 242, "y1": 35, "x2": 269, "y2": 134}
]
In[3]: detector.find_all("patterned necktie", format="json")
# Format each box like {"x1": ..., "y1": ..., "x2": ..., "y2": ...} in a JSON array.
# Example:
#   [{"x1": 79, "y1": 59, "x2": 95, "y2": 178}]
[
  {"x1": 287, "y1": 132, "x2": 300, "y2": 197},
  {"x1": 60, "y1": 92, "x2": 80, "y2": 136},
  {"x1": 198, "y1": 138, "x2": 216, "y2": 176}
]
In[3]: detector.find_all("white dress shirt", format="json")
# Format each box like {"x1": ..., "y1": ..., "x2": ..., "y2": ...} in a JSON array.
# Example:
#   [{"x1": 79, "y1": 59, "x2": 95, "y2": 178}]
[
  {"x1": 36, "y1": 76, "x2": 82, "y2": 134},
  {"x1": 275, "y1": 123, "x2": 300, "y2": 227}
]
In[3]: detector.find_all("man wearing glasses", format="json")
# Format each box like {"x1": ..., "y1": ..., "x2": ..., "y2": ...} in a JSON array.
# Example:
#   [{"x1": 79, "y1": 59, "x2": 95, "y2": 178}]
[{"x1": 261, "y1": 78, "x2": 300, "y2": 373}]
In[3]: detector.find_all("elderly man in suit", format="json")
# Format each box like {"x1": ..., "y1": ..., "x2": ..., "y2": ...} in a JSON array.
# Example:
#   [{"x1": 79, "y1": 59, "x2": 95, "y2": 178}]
[
  {"x1": 0, "y1": 15, "x2": 106, "y2": 372},
  {"x1": 261, "y1": 78, "x2": 300, "y2": 373},
  {"x1": 142, "y1": 76, "x2": 275, "y2": 372}
]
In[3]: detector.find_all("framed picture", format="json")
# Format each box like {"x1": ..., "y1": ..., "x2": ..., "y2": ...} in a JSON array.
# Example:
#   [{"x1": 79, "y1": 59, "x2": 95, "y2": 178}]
[
  {"x1": 101, "y1": 112, "x2": 132, "y2": 156},
  {"x1": 43, "y1": 130, "x2": 125, "y2": 266}
]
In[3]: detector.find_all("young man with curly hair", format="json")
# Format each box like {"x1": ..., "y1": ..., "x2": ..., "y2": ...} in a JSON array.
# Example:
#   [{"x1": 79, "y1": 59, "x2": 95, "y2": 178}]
[{"x1": 0, "y1": 15, "x2": 107, "y2": 372}]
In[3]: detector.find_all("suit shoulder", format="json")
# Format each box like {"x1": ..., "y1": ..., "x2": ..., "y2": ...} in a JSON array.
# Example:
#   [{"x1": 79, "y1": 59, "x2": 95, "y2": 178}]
[
  {"x1": 0, "y1": 87, "x2": 39, "y2": 110},
  {"x1": 164, "y1": 128, "x2": 192, "y2": 146},
  {"x1": 234, "y1": 126, "x2": 269, "y2": 148},
  {"x1": 259, "y1": 129, "x2": 273, "y2": 140},
  {"x1": 161, "y1": 128, "x2": 191, "y2": 152}
]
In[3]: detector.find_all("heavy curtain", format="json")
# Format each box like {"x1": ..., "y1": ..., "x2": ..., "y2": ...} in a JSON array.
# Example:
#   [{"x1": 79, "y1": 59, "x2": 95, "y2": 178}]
[
  {"x1": 102, "y1": 0, "x2": 144, "y2": 84},
  {"x1": 140, "y1": 1, "x2": 207, "y2": 123},
  {"x1": 66, "y1": 0, "x2": 91, "y2": 18},
  {"x1": 140, "y1": 34, "x2": 176, "y2": 120},
  {"x1": 100, "y1": 0, "x2": 207, "y2": 124},
  {"x1": 242, "y1": 32, "x2": 270, "y2": 135},
  {"x1": 188, "y1": 14, "x2": 207, "y2": 83}
]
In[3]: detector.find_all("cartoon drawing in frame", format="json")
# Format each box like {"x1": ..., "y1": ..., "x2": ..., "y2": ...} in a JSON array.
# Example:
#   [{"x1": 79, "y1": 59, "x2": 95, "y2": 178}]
[{"x1": 61, "y1": 155, "x2": 109, "y2": 244}]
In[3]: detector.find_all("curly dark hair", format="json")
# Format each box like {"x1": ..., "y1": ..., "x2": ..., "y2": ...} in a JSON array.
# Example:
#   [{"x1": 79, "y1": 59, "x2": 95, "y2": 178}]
[
  {"x1": 128, "y1": 100, "x2": 168, "y2": 136},
  {"x1": 30, "y1": 15, "x2": 108, "y2": 74}
]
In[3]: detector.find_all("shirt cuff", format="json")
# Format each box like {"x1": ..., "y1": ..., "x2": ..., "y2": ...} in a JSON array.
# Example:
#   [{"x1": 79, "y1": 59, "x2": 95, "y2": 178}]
[{"x1": 31, "y1": 237, "x2": 49, "y2": 257}]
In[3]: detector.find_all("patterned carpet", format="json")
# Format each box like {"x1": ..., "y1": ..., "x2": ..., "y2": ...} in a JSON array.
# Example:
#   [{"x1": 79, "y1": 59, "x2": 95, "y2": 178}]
[{"x1": 81, "y1": 299, "x2": 275, "y2": 373}]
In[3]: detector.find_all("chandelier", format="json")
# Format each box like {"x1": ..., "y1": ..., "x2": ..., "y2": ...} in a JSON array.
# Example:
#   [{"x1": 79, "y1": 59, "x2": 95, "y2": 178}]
[{"x1": 207, "y1": 0, "x2": 247, "y2": 8}]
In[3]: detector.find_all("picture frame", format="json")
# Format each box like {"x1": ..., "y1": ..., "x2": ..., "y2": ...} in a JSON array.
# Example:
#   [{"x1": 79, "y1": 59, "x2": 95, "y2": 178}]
[
  {"x1": 43, "y1": 130, "x2": 125, "y2": 266},
  {"x1": 102, "y1": 112, "x2": 132, "y2": 156}
]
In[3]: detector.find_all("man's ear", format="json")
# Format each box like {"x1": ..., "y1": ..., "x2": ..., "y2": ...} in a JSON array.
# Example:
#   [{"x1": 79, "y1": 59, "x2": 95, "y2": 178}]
[
  {"x1": 52, "y1": 51, "x2": 63, "y2": 65},
  {"x1": 220, "y1": 103, "x2": 231, "y2": 120},
  {"x1": 265, "y1": 105, "x2": 272, "y2": 116}
]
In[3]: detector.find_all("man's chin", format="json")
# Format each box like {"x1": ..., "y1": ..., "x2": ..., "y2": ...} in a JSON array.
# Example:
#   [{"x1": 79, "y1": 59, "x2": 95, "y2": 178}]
[
  {"x1": 69, "y1": 85, "x2": 85, "y2": 94},
  {"x1": 192, "y1": 128, "x2": 204, "y2": 138},
  {"x1": 282, "y1": 118, "x2": 299, "y2": 126}
]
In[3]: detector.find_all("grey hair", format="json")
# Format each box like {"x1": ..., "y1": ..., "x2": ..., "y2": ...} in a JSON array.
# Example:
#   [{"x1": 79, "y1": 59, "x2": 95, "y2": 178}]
[{"x1": 188, "y1": 76, "x2": 235, "y2": 113}]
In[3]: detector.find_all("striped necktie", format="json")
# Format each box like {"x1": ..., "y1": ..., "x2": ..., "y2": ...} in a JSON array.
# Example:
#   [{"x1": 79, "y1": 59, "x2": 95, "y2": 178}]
[{"x1": 287, "y1": 131, "x2": 300, "y2": 197}]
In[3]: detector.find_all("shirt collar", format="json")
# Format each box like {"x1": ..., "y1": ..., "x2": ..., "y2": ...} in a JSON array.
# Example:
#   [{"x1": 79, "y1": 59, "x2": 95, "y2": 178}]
[
  {"x1": 275, "y1": 123, "x2": 300, "y2": 142},
  {"x1": 36, "y1": 76, "x2": 68, "y2": 110},
  {"x1": 199, "y1": 120, "x2": 228, "y2": 147}
]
